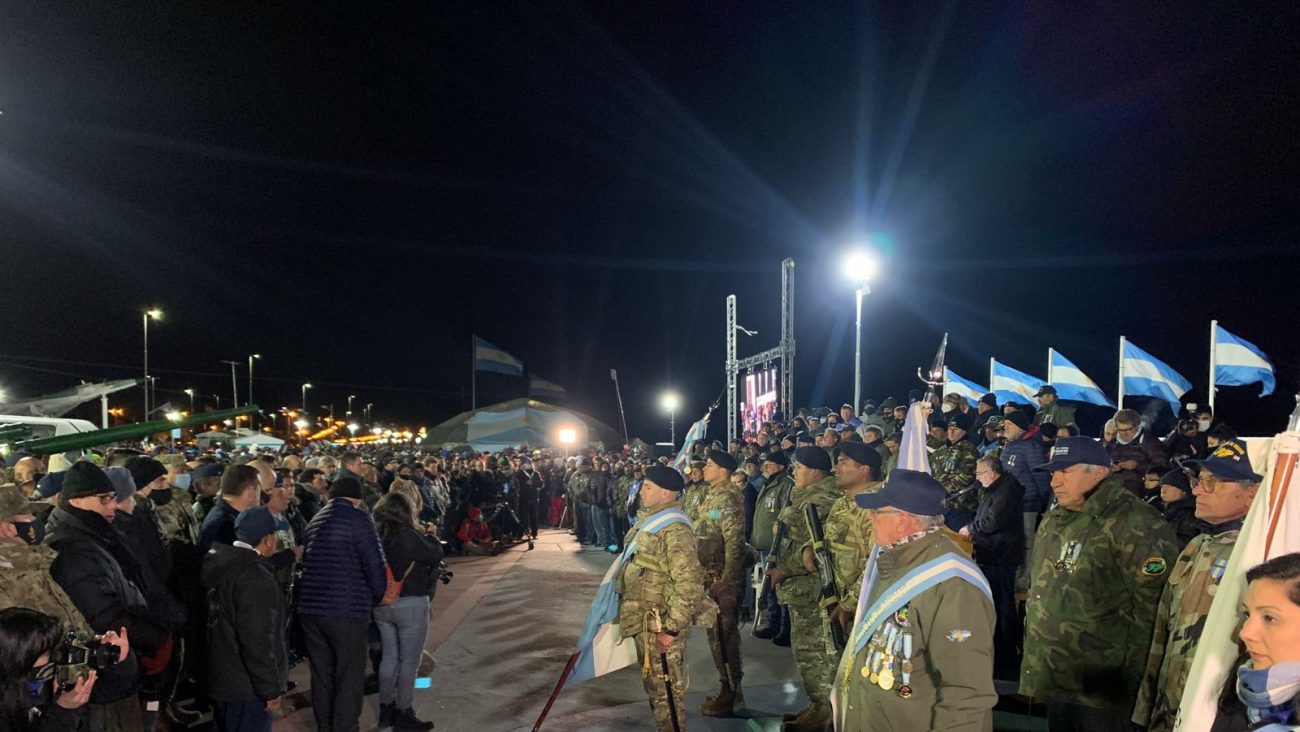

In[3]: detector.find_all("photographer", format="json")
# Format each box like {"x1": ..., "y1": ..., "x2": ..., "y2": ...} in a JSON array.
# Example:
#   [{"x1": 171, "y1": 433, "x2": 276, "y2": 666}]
[{"x1": 0, "y1": 607, "x2": 129, "y2": 732}]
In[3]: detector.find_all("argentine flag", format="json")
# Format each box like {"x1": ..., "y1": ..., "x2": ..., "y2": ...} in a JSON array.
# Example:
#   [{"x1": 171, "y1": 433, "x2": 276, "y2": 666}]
[
  {"x1": 1121, "y1": 339, "x2": 1191, "y2": 411},
  {"x1": 473, "y1": 336, "x2": 524, "y2": 376},
  {"x1": 671, "y1": 413, "x2": 710, "y2": 472},
  {"x1": 990, "y1": 360, "x2": 1045, "y2": 406},
  {"x1": 943, "y1": 368, "x2": 986, "y2": 407},
  {"x1": 1213, "y1": 324, "x2": 1275, "y2": 397},
  {"x1": 1048, "y1": 350, "x2": 1115, "y2": 407}
]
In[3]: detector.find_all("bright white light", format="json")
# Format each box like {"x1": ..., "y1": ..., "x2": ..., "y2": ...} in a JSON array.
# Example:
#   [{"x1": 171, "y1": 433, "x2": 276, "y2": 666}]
[
  {"x1": 347, "y1": 423, "x2": 359, "y2": 433},
  {"x1": 844, "y1": 249, "x2": 880, "y2": 283},
  {"x1": 294, "y1": 419, "x2": 309, "y2": 429},
  {"x1": 145, "y1": 308, "x2": 163, "y2": 321},
  {"x1": 165, "y1": 411, "x2": 182, "y2": 422},
  {"x1": 660, "y1": 392, "x2": 680, "y2": 413},
  {"x1": 558, "y1": 428, "x2": 577, "y2": 445},
  {"x1": 371, "y1": 427, "x2": 382, "y2": 435}
]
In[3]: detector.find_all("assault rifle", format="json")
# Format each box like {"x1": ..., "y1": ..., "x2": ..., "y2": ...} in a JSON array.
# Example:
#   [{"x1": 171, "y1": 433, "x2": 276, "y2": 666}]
[
  {"x1": 805, "y1": 504, "x2": 847, "y2": 652},
  {"x1": 752, "y1": 519, "x2": 786, "y2": 636}
]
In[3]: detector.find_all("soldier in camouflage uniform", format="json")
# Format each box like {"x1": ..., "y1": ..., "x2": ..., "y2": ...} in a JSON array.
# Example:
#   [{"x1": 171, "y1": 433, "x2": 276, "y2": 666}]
[
  {"x1": 681, "y1": 459, "x2": 709, "y2": 522},
  {"x1": 566, "y1": 458, "x2": 595, "y2": 544},
  {"x1": 1132, "y1": 441, "x2": 1262, "y2": 732},
  {"x1": 1020, "y1": 437, "x2": 1180, "y2": 731},
  {"x1": 766, "y1": 447, "x2": 841, "y2": 731},
  {"x1": 0, "y1": 484, "x2": 92, "y2": 634},
  {"x1": 803, "y1": 441, "x2": 881, "y2": 642},
  {"x1": 752, "y1": 451, "x2": 794, "y2": 639},
  {"x1": 694, "y1": 450, "x2": 748, "y2": 716},
  {"x1": 617, "y1": 465, "x2": 709, "y2": 732},
  {"x1": 931, "y1": 416, "x2": 980, "y2": 516}
]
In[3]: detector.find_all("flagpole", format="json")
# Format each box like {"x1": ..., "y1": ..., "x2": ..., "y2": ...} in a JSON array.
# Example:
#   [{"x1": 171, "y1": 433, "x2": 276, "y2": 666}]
[
  {"x1": 988, "y1": 357, "x2": 995, "y2": 400},
  {"x1": 1117, "y1": 336, "x2": 1126, "y2": 406},
  {"x1": 471, "y1": 334, "x2": 477, "y2": 411},
  {"x1": 1208, "y1": 320, "x2": 1218, "y2": 413},
  {"x1": 1047, "y1": 348, "x2": 1055, "y2": 384}
]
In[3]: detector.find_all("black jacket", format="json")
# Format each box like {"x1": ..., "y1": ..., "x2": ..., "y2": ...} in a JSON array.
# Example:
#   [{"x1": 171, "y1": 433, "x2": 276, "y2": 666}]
[
  {"x1": 294, "y1": 484, "x2": 324, "y2": 523},
  {"x1": 969, "y1": 473, "x2": 1025, "y2": 567},
  {"x1": 201, "y1": 543, "x2": 288, "y2": 703},
  {"x1": 511, "y1": 469, "x2": 544, "y2": 505},
  {"x1": 381, "y1": 527, "x2": 445, "y2": 598},
  {"x1": 197, "y1": 499, "x2": 240, "y2": 557},
  {"x1": 1162, "y1": 495, "x2": 1211, "y2": 546}
]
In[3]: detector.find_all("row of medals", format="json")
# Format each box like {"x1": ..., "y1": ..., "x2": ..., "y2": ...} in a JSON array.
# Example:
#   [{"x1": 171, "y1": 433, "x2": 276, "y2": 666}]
[{"x1": 860, "y1": 606, "x2": 913, "y2": 699}]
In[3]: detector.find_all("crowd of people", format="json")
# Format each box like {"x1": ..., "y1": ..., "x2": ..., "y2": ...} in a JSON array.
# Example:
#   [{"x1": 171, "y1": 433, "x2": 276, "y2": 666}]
[{"x1": 0, "y1": 381, "x2": 1296, "y2": 732}]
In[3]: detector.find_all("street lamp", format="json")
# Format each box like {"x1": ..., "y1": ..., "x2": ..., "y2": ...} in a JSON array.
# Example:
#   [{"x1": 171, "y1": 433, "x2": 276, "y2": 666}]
[
  {"x1": 844, "y1": 248, "x2": 880, "y2": 417},
  {"x1": 347, "y1": 394, "x2": 356, "y2": 417},
  {"x1": 347, "y1": 423, "x2": 359, "y2": 437},
  {"x1": 301, "y1": 383, "x2": 312, "y2": 413},
  {"x1": 183, "y1": 388, "x2": 195, "y2": 415},
  {"x1": 660, "y1": 391, "x2": 680, "y2": 445},
  {"x1": 247, "y1": 353, "x2": 261, "y2": 407},
  {"x1": 365, "y1": 403, "x2": 374, "y2": 425},
  {"x1": 142, "y1": 308, "x2": 163, "y2": 418},
  {"x1": 220, "y1": 360, "x2": 239, "y2": 410},
  {"x1": 558, "y1": 427, "x2": 577, "y2": 457}
]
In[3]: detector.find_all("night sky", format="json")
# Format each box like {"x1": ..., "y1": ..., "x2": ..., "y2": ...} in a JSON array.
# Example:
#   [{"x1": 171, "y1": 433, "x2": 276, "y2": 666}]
[{"x1": 2, "y1": 3, "x2": 1298, "y2": 441}]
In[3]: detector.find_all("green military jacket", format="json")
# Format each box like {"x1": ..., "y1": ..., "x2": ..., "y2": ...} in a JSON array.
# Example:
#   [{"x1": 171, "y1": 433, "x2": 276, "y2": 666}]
[
  {"x1": 157, "y1": 487, "x2": 200, "y2": 545},
  {"x1": 692, "y1": 480, "x2": 747, "y2": 592},
  {"x1": 1020, "y1": 476, "x2": 1180, "y2": 709},
  {"x1": 816, "y1": 482, "x2": 879, "y2": 610},
  {"x1": 932, "y1": 440, "x2": 980, "y2": 513},
  {"x1": 1132, "y1": 527, "x2": 1239, "y2": 732},
  {"x1": 751, "y1": 472, "x2": 794, "y2": 551},
  {"x1": 681, "y1": 480, "x2": 709, "y2": 523},
  {"x1": 838, "y1": 530, "x2": 997, "y2": 732},
  {"x1": 1033, "y1": 402, "x2": 1078, "y2": 430},
  {"x1": 774, "y1": 475, "x2": 840, "y2": 607},
  {"x1": 0, "y1": 543, "x2": 93, "y2": 634},
  {"x1": 567, "y1": 469, "x2": 593, "y2": 506},
  {"x1": 617, "y1": 500, "x2": 708, "y2": 638},
  {"x1": 611, "y1": 476, "x2": 632, "y2": 519}
]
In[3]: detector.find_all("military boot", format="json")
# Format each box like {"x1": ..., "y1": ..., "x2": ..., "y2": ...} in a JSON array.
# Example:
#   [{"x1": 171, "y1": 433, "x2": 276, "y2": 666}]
[
  {"x1": 782, "y1": 704, "x2": 829, "y2": 732},
  {"x1": 700, "y1": 685, "x2": 744, "y2": 717}
]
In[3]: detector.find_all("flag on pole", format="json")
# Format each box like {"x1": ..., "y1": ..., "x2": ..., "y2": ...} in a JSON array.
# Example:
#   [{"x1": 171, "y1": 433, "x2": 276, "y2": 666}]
[
  {"x1": 943, "y1": 368, "x2": 985, "y2": 408},
  {"x1": 1121, "y1": 340, "x2": 1191, "y2": 411},
  {"x1": 991, "y1": 360, "x2": 1045, "y2": 406},
  {"x1": 896, "y1": 401, "x2": 933, "y2": 474},
  {"x1": 528, "y1": 374, "x2": 566, "y2": 400},
  {"x1": 1213, "y1": 324, "x2": 1276, "y2": 397},
  {"x1": 473, "y1": 336, "x2": 523, "y2": 376},
  {"x1": 1049, "y1": 350, "x2": 1115, "y2": 407},
  {"x1": 1175, "y1": 433, "x2": 1298, "y2": 731},
  {"x1": 671, "y1": 413, "x2": 710, "y2": 472}
]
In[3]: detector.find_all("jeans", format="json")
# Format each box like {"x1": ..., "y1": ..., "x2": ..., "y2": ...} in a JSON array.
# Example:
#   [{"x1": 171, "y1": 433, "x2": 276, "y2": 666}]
[
  {"x1": 590, "y1": 505, "x2": 612, "y2": 547},
  {"x1": 300, "y1": 615, "x2": 369, "y2": 732},
  {"x1": 212, "y1": 699, "x2": 272, "y2": 732},
  {"x1": 373, "y1": 595, "x2": 432, "y2": 709}
]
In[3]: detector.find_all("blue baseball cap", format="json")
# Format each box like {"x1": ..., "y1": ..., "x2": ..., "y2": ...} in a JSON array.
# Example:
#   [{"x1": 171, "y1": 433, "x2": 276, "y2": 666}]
[
  {"x1": 1185, "y1": 440, "x2": 1263, "y2": 483},
  {"x1": 235, "y1": 506, "x2": 279, "y2": 544},
  {"x1": 192, "y1": 463, "x2": 225, "y2": 480},
  {"x1": 854, "y1": 469, "x2": 947, "y2": 515},
  {"x1": 1034, "y1": 437, "x2": 1112, "y2": 473}
]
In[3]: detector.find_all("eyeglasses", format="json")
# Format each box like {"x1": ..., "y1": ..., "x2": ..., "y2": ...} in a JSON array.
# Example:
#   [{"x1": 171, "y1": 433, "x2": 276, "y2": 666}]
[
  {"x1": 96, "y1": 494, "x2": 117, "y2": 506},
  {"x1": 1195, "y1": 475, "x2": 1230, "y2": 493},
  {"x1": 1116, "y1": 425, "x2": 1139, "y2": 435},
  {"x1": 869, "y1": 508, "x2": 905, "y2": 517}
]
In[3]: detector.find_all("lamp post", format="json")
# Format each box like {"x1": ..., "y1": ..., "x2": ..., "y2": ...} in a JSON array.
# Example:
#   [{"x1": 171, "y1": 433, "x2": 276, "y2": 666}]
[
  {"x1": 142, "y1": 308, "x2": 163, "y2": 418},
  {"x1": 660, "y1": 391, "x2": 680, "y2": 445},
  {"x1": 347, "y1": 394, "x2": 356, "y2": 417},
  {"x1": 183, "y1": 388, "x2": 195, "y2": 415},
  {"x1": 365, "y1": 403, "x2": 374, "y2": 426},
  {"x1": 301, "y1": 383, "x2": 312, "y2": 413},
  {"x1": 247, "y1": 354, "x2": 261, "y2": 427},
  {"x1": 844, "y1": 249, "x2": 880, "y2": 416},
  {"x1": 558, "y1": 427, "x2": 576, "y2": 457},
  {"x1": 220, "y1": 361, "x2": 239, "y2": 412}
]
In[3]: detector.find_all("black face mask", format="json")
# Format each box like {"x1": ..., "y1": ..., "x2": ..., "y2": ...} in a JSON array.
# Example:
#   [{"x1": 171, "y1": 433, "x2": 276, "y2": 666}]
[
  {"x1": 398, "y1": 475, "x2": 411, "y2": 481},
  {"x1": 14, "y1": 520, "x2": 44, "y2": 546},
  {"x1": 150, "y1": 489, "x2": 174, "y2": 506}
]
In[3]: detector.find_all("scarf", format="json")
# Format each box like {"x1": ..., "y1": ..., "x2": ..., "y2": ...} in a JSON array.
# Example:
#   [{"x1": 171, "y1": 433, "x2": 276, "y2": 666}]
[{"x1": 1237, "y1": 660, "x2": 1300, "y2": 729}]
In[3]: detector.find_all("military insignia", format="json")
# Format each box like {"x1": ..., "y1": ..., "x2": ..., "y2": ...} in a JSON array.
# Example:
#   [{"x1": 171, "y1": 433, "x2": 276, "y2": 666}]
[
  {"x1": 946, "y1": 629, "x2": 972, "y2": 644},
  {"x1": 898, "y1": 684, "x2": 913, "y2": 699},
  {"x1": 1141, "y1": 557, "x2": 1168, "y2": 576},
  {"x1": 894, "y1": 607, "x2": 910, "y2": 625},
  {"x1": 1210, "y1": 558, "x2": 1228, "y2": 582},
  {"x1": 707, "y1": 508, "x2": 722, "y2": 520}
]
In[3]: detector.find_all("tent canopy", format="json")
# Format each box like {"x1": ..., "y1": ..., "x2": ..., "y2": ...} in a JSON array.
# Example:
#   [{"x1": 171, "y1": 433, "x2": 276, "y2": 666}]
[
  {"x1": 420, "y1": 398, "x2": 621, "y2": 451},
  {"x1": 234, "y1": 433, "x2": 285, "y2": 449}
]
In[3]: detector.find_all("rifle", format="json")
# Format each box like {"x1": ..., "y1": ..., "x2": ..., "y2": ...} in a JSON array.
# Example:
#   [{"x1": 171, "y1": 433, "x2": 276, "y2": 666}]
[
  {"x1": 753, "y1": 519, "x2": 786, "y2": 635},
  {"x1": 805, "y1": 504, "x2": 847, "y2": 652}
]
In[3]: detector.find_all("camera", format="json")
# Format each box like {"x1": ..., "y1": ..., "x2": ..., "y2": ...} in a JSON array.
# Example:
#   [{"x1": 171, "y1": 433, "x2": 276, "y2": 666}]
[
  {"x1": 51, "y1": 632, "x2": 121, "y2": 690},
  {"x1": 436, "y1": 562, "x2": 453, "y2": 585}
]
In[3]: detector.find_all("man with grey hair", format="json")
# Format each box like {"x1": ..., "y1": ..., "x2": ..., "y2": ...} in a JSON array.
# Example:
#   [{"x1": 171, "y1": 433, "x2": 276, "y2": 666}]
[{"x1": 1106, "y1": 408, "x2": 1168, "y2": 498}]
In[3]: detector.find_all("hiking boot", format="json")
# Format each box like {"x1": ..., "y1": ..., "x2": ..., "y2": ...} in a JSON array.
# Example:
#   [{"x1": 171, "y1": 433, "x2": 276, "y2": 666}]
[
  {"x1": 393, "y1": 708, "x2": 434, "y2": 731},
  {"x1": 700, "y1": 687, "x2": 744, "y2": 717},
  {"x1": 783, "y1": 705, "x2": 829, "y2": 732},
  {"x1": 378, "y1": 703, "x2": 395, "y2": 729}
]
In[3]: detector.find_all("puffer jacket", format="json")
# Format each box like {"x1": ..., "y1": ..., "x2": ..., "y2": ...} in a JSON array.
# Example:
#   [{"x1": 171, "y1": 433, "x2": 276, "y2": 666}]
[
  {"x1": 295, "y1": 498, "x2": 386, "y2": 620},
  {"x1": 1000, "y1": 428, "x2": 1054, "y2": 514}
]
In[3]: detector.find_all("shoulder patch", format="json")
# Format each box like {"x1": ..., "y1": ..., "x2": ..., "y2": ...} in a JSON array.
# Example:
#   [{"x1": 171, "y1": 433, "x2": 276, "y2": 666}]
[
  {"x1": 707, "y1": 508, "x2": 722, "y2": 521},
  {"x1": 1141, "y1": 556, "x2": 1168, "y2": 577},
  {"x1": 946, "y1": 629, "x2": 972, "y2": 644}
]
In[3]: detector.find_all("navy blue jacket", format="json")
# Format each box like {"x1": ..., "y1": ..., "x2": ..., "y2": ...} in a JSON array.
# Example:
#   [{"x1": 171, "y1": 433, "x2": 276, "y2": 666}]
[
  {"x1": 198, "y1": 499, "x2": 240, "y2": 557},
  {"x1": 1000, "y1": 429, "x2": 1054, "y2": 514},
  {"x1": 295, "y1": 498, "x2": 386, "y2": 620}
]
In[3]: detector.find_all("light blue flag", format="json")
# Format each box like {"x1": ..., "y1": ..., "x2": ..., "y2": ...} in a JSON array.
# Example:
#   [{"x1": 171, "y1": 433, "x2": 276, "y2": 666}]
[
  {"x1": 473, "y1": 336, "x2": 523, "y2": 376},
  {"x1": 1214, "y1": 325, "x2": 1275, "y2": 397},
  {"x1": 943, "y1": 368, "x2": 986, "y2": 407},
  {"x1": 528, "y1": 374, "x2": 566, "y2": 400},
  {"x1": 991, "y1": 360, "x2": 1045, "y2": 406},
  {"x1": 1049, "y1": 351, "x2": 1115, "y2": 407},
  {"x1": 1122, "y1": 340, "x2": 1192, "y2": 411},
  {"x1": 896, "y1": 402, "x2": 932, "y2": 474},
  {"x1": 671, "y1": 413, "x2": 710, "y2": 472}
]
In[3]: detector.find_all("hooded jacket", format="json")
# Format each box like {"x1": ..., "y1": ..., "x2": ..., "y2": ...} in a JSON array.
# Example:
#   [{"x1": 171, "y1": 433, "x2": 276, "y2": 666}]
[{"x1": 201, "y1": 542, "x2": 288, "y2": 702}]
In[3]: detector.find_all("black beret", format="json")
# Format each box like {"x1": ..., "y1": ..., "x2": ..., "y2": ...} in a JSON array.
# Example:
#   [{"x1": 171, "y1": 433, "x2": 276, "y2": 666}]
[
  {"x1": 793, "y1": 446, "x2": 832, "y2": 473},
  {"x1": 61, "y1": 461, "x2": 114, "y2": 501},
  {"x1": 838, "y1": 441, "x2": 882, "y2": 470},
  {"x1": 707, "y1": 449, "x2": 738, "y2": 472},
  {"x1": 763, "y1": 451, "x2": 789, "y2": 467},
  {"x1": 644, "y1": 465, "x2": 685, "y2": 492}
]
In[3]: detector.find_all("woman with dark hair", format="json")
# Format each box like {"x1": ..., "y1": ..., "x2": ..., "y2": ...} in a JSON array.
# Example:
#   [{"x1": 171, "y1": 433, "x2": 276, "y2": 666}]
[
  {"x1": 0, "y1": 607, "x2": 102, "y2": 732},
  {"x1": 1214, "y1": 552, "x2": 1300, "y2": 731},
  {"x1": 371, "y1": 493, "x2": 443, "y2": 731}
]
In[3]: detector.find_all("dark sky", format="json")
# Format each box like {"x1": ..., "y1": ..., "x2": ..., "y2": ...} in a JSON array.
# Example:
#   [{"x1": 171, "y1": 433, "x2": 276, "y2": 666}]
[{"x1": 2, "y1": 3, "x2": 1298, "y2": 441}]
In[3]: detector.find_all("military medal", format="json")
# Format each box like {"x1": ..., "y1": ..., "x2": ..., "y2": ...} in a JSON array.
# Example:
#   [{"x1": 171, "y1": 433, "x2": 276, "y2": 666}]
[
  {"x1": 878, "y1": 665, "x2": 894, "y2": 691},
  {"x1": 898, "y1": 685, "x2": 912, "y2": 699},
  {"x1": 898, "y1": 632, "x2": 913, "y2": 699},
  {"x1": 861, "y1": 664, "x2": 871, "y2": 678}
]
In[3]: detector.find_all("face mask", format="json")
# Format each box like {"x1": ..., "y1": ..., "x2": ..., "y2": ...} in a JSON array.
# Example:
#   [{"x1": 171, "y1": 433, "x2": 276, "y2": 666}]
[
  {"x1": 1197, "y1": 419, "x2": 1212, "y2": 431},
  {"x1": 14, "y1": 521, "x2": 44, "y2": 546},
  {"x1": 150, "y1": 489, "x2": 174, "y2": 506},
  {"x1": 941, "y1": 404, "x2": 955, "y2": 414},
  {"x1": 27, "y1": 472, "x2": 46, "y2": 486},
  {"x1": 174, "y1": 473, "x2": 192, "y2": 490}
]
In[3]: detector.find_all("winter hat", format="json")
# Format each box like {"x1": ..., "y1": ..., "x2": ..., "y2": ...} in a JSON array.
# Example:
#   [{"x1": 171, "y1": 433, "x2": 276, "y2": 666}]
[
  {"x1": 60, "y1": 462, "x2": 115, "y2": 501},
  {"x1": 126, "y1": 456, "x2": 167, "y2": 489}
]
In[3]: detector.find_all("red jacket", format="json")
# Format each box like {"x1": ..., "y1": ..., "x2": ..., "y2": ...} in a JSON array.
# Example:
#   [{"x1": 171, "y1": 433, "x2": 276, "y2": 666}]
[{"x1": 458, "y1": 518, "x2": 492, "y2": 544}]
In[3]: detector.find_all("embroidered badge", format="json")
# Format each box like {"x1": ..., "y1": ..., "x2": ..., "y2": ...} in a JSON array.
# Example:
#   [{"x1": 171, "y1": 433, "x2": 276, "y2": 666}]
[
  {"x1": 707, "y1": 508, "x2": 722, "y2": 520},
  {"x1": 1141, "y1": 557, "x2": 1168, "y2": 577},
  {"x1": 1210, "y1": 558, "x2": 1228, "y2": 582},
  {"x1": 946, "y1": 629, "x2": 972, "y2": 644}
]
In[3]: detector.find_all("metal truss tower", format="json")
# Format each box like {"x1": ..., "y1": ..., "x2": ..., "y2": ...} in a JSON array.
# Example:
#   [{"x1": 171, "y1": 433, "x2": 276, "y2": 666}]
[{"x1": 726, "y1": 258, "x2": 796, "y2": 445}]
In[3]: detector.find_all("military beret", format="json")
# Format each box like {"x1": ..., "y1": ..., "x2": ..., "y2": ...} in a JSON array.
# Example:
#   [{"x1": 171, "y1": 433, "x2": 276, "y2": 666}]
[
  {"x1": 945, "y1": 414, "x2": 969, "y2": 432},
  {"x1": 707, "y1": 450, "x2": 738, "y2": 472},
  {"x1": 763, "y1": 451, "x2": 789, "y2": 467},
  {"x1": 644, "y1": 465, "x2": 685, "y2": 492},
  {"x1": 838, "y1": 441, "x2": 882, "y2": 470},
  {"x1": 794, "y1": 446, "x2": 832, "y2": 473},
  {"x1": 979, "y1": 393, "x2": 997, "y2": 407}
]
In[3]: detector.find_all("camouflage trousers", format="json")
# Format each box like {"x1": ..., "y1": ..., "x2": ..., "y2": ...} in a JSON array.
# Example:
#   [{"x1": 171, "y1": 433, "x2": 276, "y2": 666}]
[
  {"x1": 789, "y1": 603, "x2": 833, "y2": 712},
  {"x1": 636, "y1": 632, "x2": 689, "y2": 731},
  {"x1": 706, "y1": 592, "x2": 743, "y2": 690}
]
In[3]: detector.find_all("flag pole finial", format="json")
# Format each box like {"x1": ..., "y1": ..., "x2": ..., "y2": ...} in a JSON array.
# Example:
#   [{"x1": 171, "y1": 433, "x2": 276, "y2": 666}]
[{"x1": 917, "y1": 333, "x2": 949, "y2": 403}]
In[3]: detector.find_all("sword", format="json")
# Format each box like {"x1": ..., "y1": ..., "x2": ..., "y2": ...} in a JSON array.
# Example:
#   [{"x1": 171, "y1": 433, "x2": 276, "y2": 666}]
[
  {"x1": 648, "y1": 609, "x2": 683, "y2": 732},
  {"x1": 530, "y1": 651, "x2": 578, "y2": 732}
]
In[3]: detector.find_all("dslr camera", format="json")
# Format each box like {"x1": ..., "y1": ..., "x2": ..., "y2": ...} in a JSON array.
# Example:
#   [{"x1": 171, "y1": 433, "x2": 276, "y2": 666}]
[{"x1": 51, "y1": 631, "x2": 121, "y2": 690}]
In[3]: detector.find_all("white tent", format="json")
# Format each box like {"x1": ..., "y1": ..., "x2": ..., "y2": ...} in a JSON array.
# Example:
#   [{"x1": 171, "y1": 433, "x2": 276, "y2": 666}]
[
  {"x1": 234, "y1": 432, "x2": 286, "y2": 450},
  {"x1": 421, "y1": 398, "x2": 621, "y2": 451}
]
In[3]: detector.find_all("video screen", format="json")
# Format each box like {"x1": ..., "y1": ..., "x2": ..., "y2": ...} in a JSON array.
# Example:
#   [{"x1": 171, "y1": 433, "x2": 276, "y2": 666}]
[{"x1": 741, "y1": 367, "x2": 779, "y2": 435}]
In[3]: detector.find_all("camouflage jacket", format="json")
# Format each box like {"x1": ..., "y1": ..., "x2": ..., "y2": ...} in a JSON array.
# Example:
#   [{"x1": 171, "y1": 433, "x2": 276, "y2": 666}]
[
  {"x1": 807, "y1": 482, "x2": 879, "y2": 610},
  {"x1": 0, "y1": 543, "x2": 93, "y2": 634},
  {"x1": 566, "y1": 470, "x2": 593, "y2": 506},
  {"x1": 774, "y1": 475, "x2": 840, "y2": 607},
  {"x1": 751, "y1": 472, "x2": 793, "y2": 551},
  {"x1": 611, "y1": 476, "x2": 633, "y2": 519},
  {"x1": 157, "y1": 487, "x2": 200, "y2": 545},
  {"x1": 692, "y1": 481, "x2": 747, "y2": 592},
  {"x1": 682, "y1": 481, "x2": 709, "y2": 523},
  {"x1": 1132, "y1": 526, "x2": 1239, "y2": 732},
  {"x1": 617, "y1": 500, "x2": 709, "y2": 638},
  {"x1": 932, "y1": 440, "x2": 980, "y2": 513},
  {"x1": 1020, "y1": 476, "x2": 1180, "y2": 709}
]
